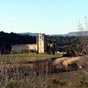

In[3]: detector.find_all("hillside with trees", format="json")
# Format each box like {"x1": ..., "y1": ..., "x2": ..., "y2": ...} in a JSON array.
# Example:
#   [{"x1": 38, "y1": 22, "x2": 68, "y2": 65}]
[
  {"x1": 0, "y1": 31, "x2": 36, "y2": 54},
  {"x1": 0, "y1": 31, "x2": 88, "y2": 55}
]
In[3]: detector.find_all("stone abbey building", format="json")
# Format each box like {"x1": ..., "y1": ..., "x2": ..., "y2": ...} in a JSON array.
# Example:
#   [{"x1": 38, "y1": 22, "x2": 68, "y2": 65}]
[{"x1": 12, "y1": 33, "x2": 45, "y2": 54}]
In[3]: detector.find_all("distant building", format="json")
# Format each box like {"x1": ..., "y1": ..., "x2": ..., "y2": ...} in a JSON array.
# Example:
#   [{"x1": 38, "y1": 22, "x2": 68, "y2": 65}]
[
  {"x1": 12, "y1": 33, "x2": 45, "y2": 54},
  {"x1": 12, "y1": 44, "x2": 37, "y2": 53},
  {"x1": 37, "y1": 33, "x2": 44, "y2": 53}
]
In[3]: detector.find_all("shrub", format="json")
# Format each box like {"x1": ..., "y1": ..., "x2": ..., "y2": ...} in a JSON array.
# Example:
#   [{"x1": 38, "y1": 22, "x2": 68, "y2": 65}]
[
  {"x1": 46, "y1": 77, "x2": 67, "y2": 88},
  {"x1": 74, "y1": 75, "x2": 88, "y2": 88},
  {"x1": 5, "y1": 80, "x2": 21, "y2": 88},
  {"x1": 46, "y1": 77, "x2": 59, "y2": 88},
  {"x1": 59, "y1": 79, "x2": 67, "y2": 86}
]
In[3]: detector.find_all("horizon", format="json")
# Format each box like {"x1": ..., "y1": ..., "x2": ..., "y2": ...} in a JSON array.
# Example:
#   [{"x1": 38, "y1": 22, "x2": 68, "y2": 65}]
[
  {"x1": 0, "y1": 30, "x2": 85, "y2": 36},
  {"x1": 0, "y1": 0, "x2": 88, "y2": 34}
]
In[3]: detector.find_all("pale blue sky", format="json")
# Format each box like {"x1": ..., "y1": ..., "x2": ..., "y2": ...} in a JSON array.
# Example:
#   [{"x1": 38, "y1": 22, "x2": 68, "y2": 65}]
[{"x1": 0, "y1": 0, "x2": 88, "y2": 34}]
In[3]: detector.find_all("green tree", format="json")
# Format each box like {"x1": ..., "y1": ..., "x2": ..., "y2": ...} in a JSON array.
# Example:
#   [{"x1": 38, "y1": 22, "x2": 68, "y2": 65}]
[{"x1": 66, "y1": 44, "x2": 76, "y2": 56}]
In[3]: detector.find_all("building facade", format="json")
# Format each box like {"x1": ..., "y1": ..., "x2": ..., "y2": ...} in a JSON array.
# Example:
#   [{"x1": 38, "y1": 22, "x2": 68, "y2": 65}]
[
  {"x1": 12, "y1": 44, "x2": 37, "y2": 53},
  {"x1": 12, "y1": 33, "x2": 45, "y2": 54},
  {"x1": 37, "y1": 33, "x2": 44, "y2": 53}
]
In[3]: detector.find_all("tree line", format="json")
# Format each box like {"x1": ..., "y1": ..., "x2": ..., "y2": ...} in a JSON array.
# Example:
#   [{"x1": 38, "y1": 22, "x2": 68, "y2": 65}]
[
  {"x1": 0, "y1": 31, "x2": 36, "y2": 54},
  {"x1": 0, "y1": 31, "x2": 87, "y2": 55}
]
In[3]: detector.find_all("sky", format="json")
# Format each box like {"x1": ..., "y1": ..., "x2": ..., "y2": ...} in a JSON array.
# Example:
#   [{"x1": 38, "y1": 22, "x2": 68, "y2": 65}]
[{"x1": 0, "y1": 0, "x2": 88, "y2": 34}]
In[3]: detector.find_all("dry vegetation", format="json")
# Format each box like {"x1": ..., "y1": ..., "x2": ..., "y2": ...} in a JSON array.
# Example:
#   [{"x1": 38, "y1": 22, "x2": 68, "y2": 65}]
[
  {"x1": 0, "y1": 53, "x2": 60, "y2": 63},
  {"x1": 0, "y1": 53, "x2": 88, "y2": 88}
]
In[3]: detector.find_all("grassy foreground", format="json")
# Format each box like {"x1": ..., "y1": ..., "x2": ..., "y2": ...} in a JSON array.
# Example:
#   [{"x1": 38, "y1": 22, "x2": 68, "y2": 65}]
[
  {"x1": 0, "y1": 53, "x2": 61, "y2": 63},
  {"x1": 0, "y1": 53, "x2": 88, "y2": 88}
]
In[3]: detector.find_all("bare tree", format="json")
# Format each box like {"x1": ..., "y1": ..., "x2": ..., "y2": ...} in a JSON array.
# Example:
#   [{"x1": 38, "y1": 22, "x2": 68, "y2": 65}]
[{"x1": 77, "y1": 17, "x2": 88, "y2": 55}]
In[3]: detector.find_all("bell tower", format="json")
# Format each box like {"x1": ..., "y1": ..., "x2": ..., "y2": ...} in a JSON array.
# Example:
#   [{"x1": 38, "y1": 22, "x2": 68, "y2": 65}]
[{"x1": 37, "y1": 33, "x2": 44, "y2": 53}]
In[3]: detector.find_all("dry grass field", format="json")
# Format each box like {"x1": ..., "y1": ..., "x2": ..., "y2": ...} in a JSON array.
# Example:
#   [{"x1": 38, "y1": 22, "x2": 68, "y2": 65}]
[
  {"x1": 0, "y1": 53, "x2": 60, "y2": 63},
  {"x1": 0, "y1": 53, "x2": 88, "y2": 88}
]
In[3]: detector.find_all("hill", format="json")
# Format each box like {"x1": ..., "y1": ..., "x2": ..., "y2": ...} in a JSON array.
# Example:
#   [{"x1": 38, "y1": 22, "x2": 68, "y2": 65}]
[
  {"x1": 51, "y1": 31, "x2": 88, "y2": 36},
  {"x1": 20, "y1": 31, "x2": 88, "y2": 37},
  {"x1": 67, "y1": 31, "x2": 88, "y2": 36},
  {"x1": 20, "y1": 32, "x2": 38, "y2": 36}
]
